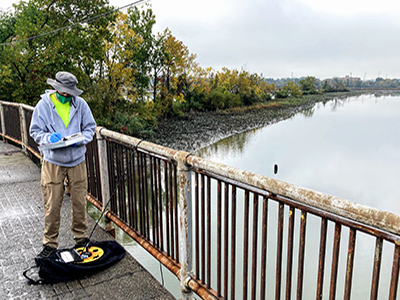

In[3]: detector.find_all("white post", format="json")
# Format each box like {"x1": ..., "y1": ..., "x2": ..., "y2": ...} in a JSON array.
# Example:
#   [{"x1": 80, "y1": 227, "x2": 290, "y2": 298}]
[
  {"x1": 176, "y1": 151, "x2": 193, "y2": 299},
  {"x1": 19, "y1": 105, "x2": 28, "y2": 154},
  {"x1": 0, "y1": 102, "x2": 5, "y2": 141},
  {"x1": 96, "y1": 127, "x2": 114, "y2": 237}
]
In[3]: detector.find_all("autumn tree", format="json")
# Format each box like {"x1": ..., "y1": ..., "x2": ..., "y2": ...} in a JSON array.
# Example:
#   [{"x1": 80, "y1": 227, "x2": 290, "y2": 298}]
[
  {"x1": 256, "y1": 79, "x2": 276, "y2": 101},
  {"x1": 86, "y1": 9, "x2": 158, "y2": 136},
  {"x1": 206, "y1": 68, "x2": 276, "y2": 106},
  {"x1": 247, "y1": 73, "x2": 276, "y2": 103},
  {"x1": 85, "y1": 12, "x2": 139, "y2": 126},
  {"x1": 276, "y1": 81, "x2": 302, "y2": 98},
  {"x1": 177, "y1": 66, "x2": 213, "y2": 111},
  {"x1": 153, "y1": 29, "x2": 202, "y2": 116}
]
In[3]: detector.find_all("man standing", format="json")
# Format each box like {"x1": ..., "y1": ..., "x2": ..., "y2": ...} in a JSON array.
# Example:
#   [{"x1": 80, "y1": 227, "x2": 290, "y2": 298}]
[{"x1": 30, "y1": 71, "x2": 96, "y2": 258}]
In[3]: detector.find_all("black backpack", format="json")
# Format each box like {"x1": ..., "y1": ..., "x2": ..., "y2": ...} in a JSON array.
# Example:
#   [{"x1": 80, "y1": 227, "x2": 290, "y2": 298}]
[{"x1": 23, "y1": 240, "x2": 125, "y2": 284}]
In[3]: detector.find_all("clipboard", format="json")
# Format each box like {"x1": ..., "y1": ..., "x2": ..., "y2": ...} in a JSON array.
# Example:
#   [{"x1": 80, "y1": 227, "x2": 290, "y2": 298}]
[{"x1": 38, "y1": 132, "x2": 86, "y2": 151}]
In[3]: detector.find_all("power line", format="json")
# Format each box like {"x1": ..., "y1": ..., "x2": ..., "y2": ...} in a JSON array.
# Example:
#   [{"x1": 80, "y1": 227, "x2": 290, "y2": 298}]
[{"x1": 0, "y1": 0, "x2": 150, "y2": 46}]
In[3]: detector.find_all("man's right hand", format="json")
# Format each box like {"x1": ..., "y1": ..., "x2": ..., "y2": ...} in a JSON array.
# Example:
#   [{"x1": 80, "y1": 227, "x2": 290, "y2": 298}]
[{"x1": 50, "y1": 132, "x2": 62, "y2": 143}]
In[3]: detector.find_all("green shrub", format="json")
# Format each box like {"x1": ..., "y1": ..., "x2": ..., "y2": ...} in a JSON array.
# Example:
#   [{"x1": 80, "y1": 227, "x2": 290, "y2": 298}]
[
  {"x1": 276, "y1": 90, "x2": 289, "y2": 98},
  {"x1": 225, "y1": 92, "x2": 241, "y2": 108},
  {"x1": 202, "y1": 90, "x2": 242, "y2": 110}
]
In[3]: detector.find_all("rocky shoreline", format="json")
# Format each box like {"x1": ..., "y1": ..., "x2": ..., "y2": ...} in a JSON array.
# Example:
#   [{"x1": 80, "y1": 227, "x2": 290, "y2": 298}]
[
  {"x1": 146, "y1": 100, "x2": 320, "y2": 153},
  {"x1": 145, "y1": 90, "x2": 399, "y2": 153}
]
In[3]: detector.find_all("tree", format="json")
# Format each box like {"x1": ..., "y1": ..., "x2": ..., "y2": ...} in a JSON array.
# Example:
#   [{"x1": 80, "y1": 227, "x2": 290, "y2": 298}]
[
  {"x1": 276, "y1": 81, "x2": 302, "y2": 98},
  {"x1": 0, "y1": 8, "x2": 17, "y2": 100},
  {"x1": 101, "y1": 12, "x2": 142, "y2": 103},
  {"x1": 210, "y1": 68, "x2": 252, "y2": 106},
  {"x1": 153, "y1": 29, "x2": 201, "y2": 116},
  {"x1": 149, "y1": 32, "x2": 166, "y2": 103},
  {"x1": 299, "y1": 76, "x2": 317, "y2": 94},
  {"x1": 84, "y1": 12, "x2": 139, "y2": 123},
  {"x1": 248, "y1": 74, "x2": 275, "y2": 102},
  {"x1": 0, "y1": 8, "x2": 15, "y2": 41},
  {"x1": 124, "y1": 5, "x2": 156, "y2": 102},
  {"x1": 331, "y1": 77, "x2": 348, "y2": 92},
  {"x1": 257, "y1": 80, "x2": 276, "y2": 101},
  {"x1": 85, "y1": 9, "x2": 158, "y2": 136},
  {"x1": 321, "y1": 80, "x2": 334, "y2": 92},
  {"x1": 0, "y1": 0, "x2": 115, "y2": 105}
]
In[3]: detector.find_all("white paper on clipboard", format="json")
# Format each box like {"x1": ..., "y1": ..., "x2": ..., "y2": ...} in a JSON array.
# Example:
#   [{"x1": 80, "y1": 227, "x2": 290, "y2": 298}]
[{"x1": 38, "y1": 132, "x2": 86, "y2": 151}]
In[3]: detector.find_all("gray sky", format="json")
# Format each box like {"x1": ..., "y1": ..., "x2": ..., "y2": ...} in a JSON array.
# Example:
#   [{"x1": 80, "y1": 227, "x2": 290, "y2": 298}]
[{"x1": 2, "y1": 0, "x2": 400, "y2": 80}]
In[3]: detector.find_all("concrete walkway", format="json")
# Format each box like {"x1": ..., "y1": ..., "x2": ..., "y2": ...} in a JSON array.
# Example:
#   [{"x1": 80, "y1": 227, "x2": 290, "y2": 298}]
[{"x1": 0, "y1": 139, "x2": 175, "y2": 300}]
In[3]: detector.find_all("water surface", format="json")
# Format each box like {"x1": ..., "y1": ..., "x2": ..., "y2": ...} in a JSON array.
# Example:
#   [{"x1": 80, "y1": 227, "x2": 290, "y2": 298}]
[
  {"x1": 196, "y1": 94, "x2": 400, "y2": 215},
  {"x1": 192, "y1": 94, "x2": 400, "y2": 299}
]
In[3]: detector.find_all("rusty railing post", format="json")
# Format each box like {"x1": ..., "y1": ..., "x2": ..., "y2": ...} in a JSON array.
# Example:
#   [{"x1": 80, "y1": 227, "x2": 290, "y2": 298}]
[
  {"x1": 96, "y1": 127, "x2": 115, "y2": 237},
  {"x1": 176, "y1": 151, "x2": 193, "y2": 299},
  {"x1": 0, "y1": 101, "x2": 5, "y2": 140}
]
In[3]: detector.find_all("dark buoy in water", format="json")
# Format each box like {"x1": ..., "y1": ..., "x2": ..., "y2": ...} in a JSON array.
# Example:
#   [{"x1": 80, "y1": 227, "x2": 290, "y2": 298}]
[{"x1": 274, "y1": 164, "x2": 278, "y2": 175}]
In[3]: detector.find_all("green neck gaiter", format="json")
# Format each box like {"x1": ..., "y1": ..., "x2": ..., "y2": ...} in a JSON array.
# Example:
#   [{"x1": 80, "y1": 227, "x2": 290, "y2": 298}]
[{"x1": 56, "y1": 92, "x2": 72, "y2": 104}]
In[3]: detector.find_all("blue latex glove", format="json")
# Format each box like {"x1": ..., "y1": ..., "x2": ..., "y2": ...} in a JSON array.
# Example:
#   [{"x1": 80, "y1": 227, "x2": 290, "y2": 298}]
[
  {"x1": 50, "y1": 132, "x2": 62, "y2": 143},
  {"x1": 69, "y1": 143, "x2": 78, "y2": 148}
]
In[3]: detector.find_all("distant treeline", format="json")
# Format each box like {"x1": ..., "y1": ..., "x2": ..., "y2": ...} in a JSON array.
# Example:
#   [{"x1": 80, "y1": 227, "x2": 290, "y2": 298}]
[
  {"x1": 267, "y1": 76, "x2": 400, "y2": 90},
  {"x1": 0, "y1": 1, "x2": 390, "y2": 138}
]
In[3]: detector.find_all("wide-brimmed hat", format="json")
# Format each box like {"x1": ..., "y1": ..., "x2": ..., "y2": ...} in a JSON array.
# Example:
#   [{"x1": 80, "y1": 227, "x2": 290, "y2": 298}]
[{"x1": 47, "y1": 71, "x2": 83, "y2": 96}]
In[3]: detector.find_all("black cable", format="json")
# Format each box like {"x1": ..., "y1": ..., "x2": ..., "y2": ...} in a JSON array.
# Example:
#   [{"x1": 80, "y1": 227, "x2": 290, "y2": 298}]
[
  {"x1": 84, "y1": 143, "x2": 138, "y2": 249},
  {"x1": 134, "y1": 139, "x2": 144, "y2": 151},
  {"x1": 185, "y1": 153, "x2": 192, "y2": 165}
]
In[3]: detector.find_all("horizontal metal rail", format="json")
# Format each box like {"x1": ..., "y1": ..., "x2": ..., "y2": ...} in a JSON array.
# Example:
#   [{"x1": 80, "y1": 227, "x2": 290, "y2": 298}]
[
  {"x1": 186, "y1": 155, "x2": 400, "y2": 237},
  {"x1": 1, "y1": 100, "x2": 400, "y2": 300}
]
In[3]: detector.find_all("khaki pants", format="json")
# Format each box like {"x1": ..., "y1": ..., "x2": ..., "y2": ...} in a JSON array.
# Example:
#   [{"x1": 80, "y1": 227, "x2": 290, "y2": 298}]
[{"x1": 41, "y1": 160, "x2": 88, "y2": 248}]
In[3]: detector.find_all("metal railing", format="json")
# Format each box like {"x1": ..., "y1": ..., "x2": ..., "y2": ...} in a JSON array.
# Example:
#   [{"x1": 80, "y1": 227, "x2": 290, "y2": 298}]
[{"x1": 1, "y1": 100, "x2": 400, "y2": 300}]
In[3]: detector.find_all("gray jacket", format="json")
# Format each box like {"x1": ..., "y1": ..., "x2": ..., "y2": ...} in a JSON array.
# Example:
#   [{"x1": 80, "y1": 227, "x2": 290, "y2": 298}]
[{"x1": 29, "y1": 90, "x2": 96, "y2": 167}]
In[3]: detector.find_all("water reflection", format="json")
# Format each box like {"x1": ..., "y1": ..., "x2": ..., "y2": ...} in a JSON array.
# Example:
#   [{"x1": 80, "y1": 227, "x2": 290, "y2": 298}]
[
  {"x1": 195, "y1": 94, "x2": 400, "y2": 215},
  {"x1": 194, "y1": 94, "x2": 400, "y2": 299},
  {"x1": 196, "y1": 128, "x2": 261, "y2": 162},
  {"x1": 299, "y1": 107, "x2": 315, "y2": 118}
]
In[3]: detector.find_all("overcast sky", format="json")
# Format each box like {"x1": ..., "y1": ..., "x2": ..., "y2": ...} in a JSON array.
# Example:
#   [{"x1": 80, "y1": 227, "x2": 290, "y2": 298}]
[{"x1": 2, "y1": 0, "x2": 400, "y2": 80}]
